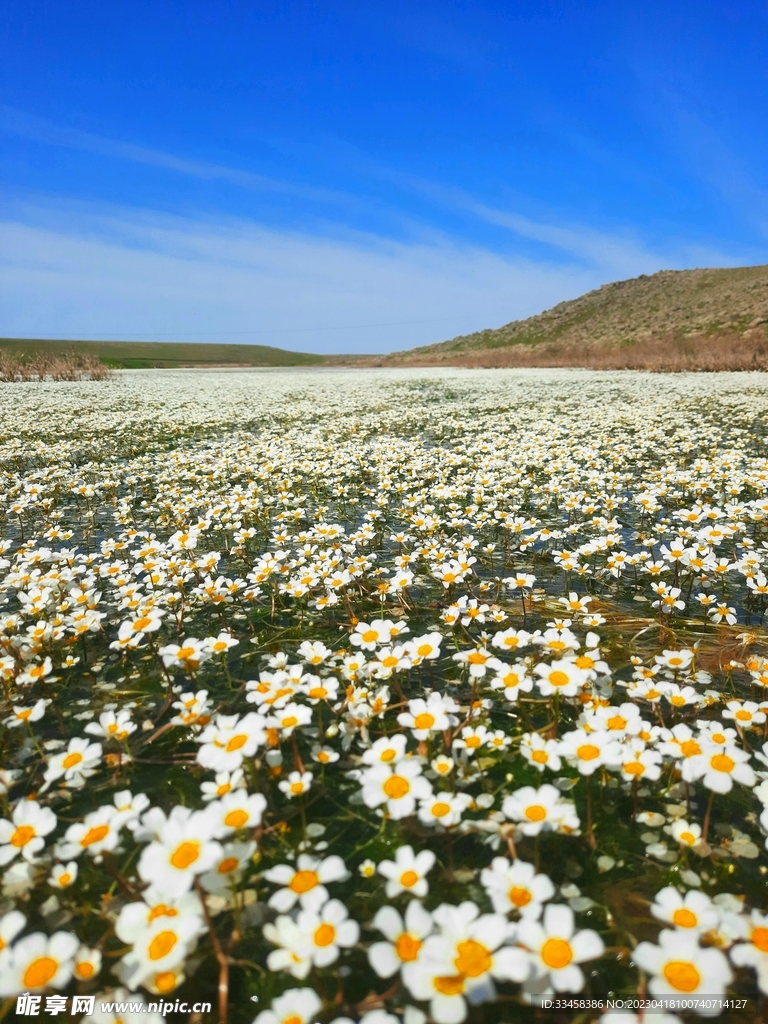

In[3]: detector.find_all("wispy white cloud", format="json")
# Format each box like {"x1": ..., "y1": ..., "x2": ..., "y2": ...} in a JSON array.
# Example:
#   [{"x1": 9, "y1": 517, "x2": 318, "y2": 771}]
[{"x1": 0, "y1": 198, "x2": 606, "y2": 353}]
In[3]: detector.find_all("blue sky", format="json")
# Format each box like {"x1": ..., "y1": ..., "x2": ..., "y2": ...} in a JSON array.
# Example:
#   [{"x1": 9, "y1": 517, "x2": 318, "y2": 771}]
[{"x1": 1, "y1": 1, "x2": 767, "y2": 353}]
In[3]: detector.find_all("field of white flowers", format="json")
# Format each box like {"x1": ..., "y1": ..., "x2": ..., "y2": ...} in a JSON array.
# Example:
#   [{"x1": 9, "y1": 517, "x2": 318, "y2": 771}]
[{"x1": 3, "y1": 366, "x2": 768, "y2": 1024}]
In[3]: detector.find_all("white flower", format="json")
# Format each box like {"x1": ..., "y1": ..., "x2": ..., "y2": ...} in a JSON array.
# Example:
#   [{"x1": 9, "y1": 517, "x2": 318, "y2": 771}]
[
  {"x1": 255, "y1": 987, "x2": 322, "y2": 1024},
  {"x1": 682, "y1": 743, "x2": 756, "y2": 793},
  {"x1": 559, "y1": 729, "x2": 622, "y2": 775},
  {"x1": 480, "y1": 857, "x2": 555, "y2": 918},
  {"x1": 650, "y1": 886, "x2": 719, "y2": 931},
  {"x1": 59, "y1": 805, "x2": 126, "y2": 859},
  {"x1": 520, "y1": 733, "x2": 562, "y2": 772},
  {"x1": 361, "y1": 760, "x2": 432, "y2": 819},
  {"x1": 361, "y1": 734, "x2": 408, "y2": 766},
  {"x1": 378, "y1": 845, "x2": 436, "y2": 897},
  {"x1": 265, "y1": 854, "x2": 349, "y2": 912},
  {"x1": 137, "y1": 807, "x2": 222, "y2": 897},
  {"x1": 84, "y1": 710, "x2": 136, "y2": 742},
  {"x1": 43, "y1": 736, "x2": 102, "y2": 787},
  {"x1": 730, "y1": 910, "x2": 768, "y2": 994},
  {"x1": 368, "y1": 901, "x2": 434, "y2": 977},
  {"x1": 278, "y1": 770, "x2": 314, "y2": 798},
  {"x1": 418, "y1": 792, "x2": 472, "y2": 827},
  {"x1": 199, "y1": 840, "x2": 256, "y2": 894},
  {"x1": 633, "y1": 929, "x2": 732, "y2": 1008},
  {"x1": 517, "y1": 903, "x2": 604, "y2": 992},
  {"x1": 0, "y1": 799, "x2": 57, "y2": 864},
  {"x1": 196, "y1": 712, "x2": 266, "y2": 772},
  {"x1": 534, "y1": 660, "x2": 589, "y2": 697},
  {"x1": 0, "y1": 930, "x2": 79, "y2": 996},
  {"x1": 502, "y1": 785, "x2": 574, "y2": 836},
  {"x1": 398, "y1": 692, "x2": 458, "y2": 738},
  {"x1": 48, "y1": 861, "x2": 78, "y2": 888},
  {"x1": 0, "y1": 909, "x2": 26, "y2": 954},
  {"x1": 208, "y1": 791, "x2": 267, "y2": 837}
]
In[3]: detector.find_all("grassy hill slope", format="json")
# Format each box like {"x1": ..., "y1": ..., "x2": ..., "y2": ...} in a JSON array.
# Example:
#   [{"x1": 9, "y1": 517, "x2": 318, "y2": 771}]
[
  {"x1": 387, "y1": 264, "x2": 768, "y2": 369},
  {"x1": 0, "y1": 337, "x2": 324, "y2": 368}
]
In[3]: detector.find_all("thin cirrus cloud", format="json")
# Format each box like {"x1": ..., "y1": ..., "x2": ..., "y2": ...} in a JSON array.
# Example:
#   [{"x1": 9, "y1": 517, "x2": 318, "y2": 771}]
[{"x1": 0, "y1": 107, "x2": 752, "y2": 352}]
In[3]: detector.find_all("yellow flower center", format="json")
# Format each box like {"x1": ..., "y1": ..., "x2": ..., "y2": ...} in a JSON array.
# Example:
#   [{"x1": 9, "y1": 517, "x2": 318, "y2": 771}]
[
  {"x1": 362, "y1": 629, "x2": 378, "y2": 643},
  {"x1": 148, "y1": 904, "x2": 178, "y2": 922},
  {"x1": 383, "y1": 775, "x2": 410, "y2": 799},
  {"x1": 414, "y1": 713, "x2": 435, "y2": 730},
  {"x1": 155, "y1": 971, "x2": 178, "y2": 993},
  {"x1": 218, "y1": 857, "x2": 240, "y2": 874},
  {"x1": 417, "y1": 644, "x2": 433, "y2": 657},
  {"x1": 531, "y1": 750, "x2": 548, "y2": 764},
  {"x1": 281, "y1": 717, "x2": 298, "y2": 729},
  {"x1": 624, "y1": 761, "x2": 645, "y2": 776},
  {"x1": 541, "y1": 937, "x2": 573, "y2": 969},
  {"x1": 454, "y1": 938, "x2": 492, "y2": 978},
  {"x1": 23, "y1": 957, "x2": 59, "y2": 989},
  {"x1": 226, "y1": 734, "x2": 248, "y2": 752},
  {"x1": 663, "y1": 960, "x2": 700, "y2": 992},
  {"x1": 400, "y1": 870, "x2": 419, "y2": 888},
  {"x1": 62, "y1": 752, "x2": 83, "y2": 769},
  {"x1": 170, "y1": 841, "x2": 200, "y2": 870},
  {"x1": 314, "y1": 923, "x2": 336, "y2": 947},
  {"x1": 606, "y1": 715, "x2": 627, "y2": 730},
  {"x1": 395, "y1": 932, "x2": 422, "y2": 961},
  {"x1": 75, "y1": 962, "x2": 94, "y2": 979},
  {"x1": 735, "y1": 710, "x2": 752, "y2": 721},
  {"x1": 10, "y1": 824, "x2": 35, "y2": 847},
  {"x1": 549, "y1": 670, "x2": 570, "y2": 687},
  {"x1": 148, "y1": 931, "x2": 178, "y2": 961},
  {"x1": 752, "y1": 927, "x2": 768, "y2": 952},
  {"x1": 431, "y1": 801, "x2": 451, "y2": 817},
  {"x1": 81, "y1": 824, "x2": 110, "y2": 847},
  {"x1": 710, "y1": 753, "x2": 735, "y2": 773},
  {"x1": 525, "y1": 804, "x2": 547, "y2": 821},
  {"x1": 672, "y1": 908, "x2": 698, "y2": 928},
  {"x1": 678, "y1": 831, "x2": 696, "y2": 845},
  {"x1": 308, "y1": 687, "x2": 327, "y2": 699},
  {"x1": 58, "y1": 872, "x2": 72, "y2": 886},
  {"x1": 434, "y1": 974, "x2": 465, "y2": 995},
  {"x1": 509, "y1": 886, "x2": 532, "y2": 907},
  {"x1": 577, "y1": 743, "x2": 600, "y2": 761},
  {"x1": 680, "y1": 740, "x2": 701, "y2": 757},
  {"x1": 224, "y1": 809, "x2": 249, "y2": 829},
  {"x1": 289, "y1": 870, "x2": 319, "y2": 893}
]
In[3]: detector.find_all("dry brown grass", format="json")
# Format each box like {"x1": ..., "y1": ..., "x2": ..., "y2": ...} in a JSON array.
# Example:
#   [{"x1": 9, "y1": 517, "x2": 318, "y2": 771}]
[
  {"x1": 0, "y1": 350, "x2": 112, "y2": 382},
  {"x1": 391, "y1": 331, "x2": 768, "y2": 371}
]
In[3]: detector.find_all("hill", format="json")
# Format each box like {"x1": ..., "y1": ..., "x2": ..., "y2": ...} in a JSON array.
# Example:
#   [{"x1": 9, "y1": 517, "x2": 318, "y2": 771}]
[
  {"x1": 0, "y1": 337, "x2": 323, "y2": 369},
  {"x1": 386, "y1": 264, "x2": 768, "y2": 370}
]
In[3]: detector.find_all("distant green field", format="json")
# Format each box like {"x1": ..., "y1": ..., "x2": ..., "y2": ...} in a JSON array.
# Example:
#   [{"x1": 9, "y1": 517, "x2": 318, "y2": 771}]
[{"x1": 0, "y1": 337, "x2": 325, "y2": 368}]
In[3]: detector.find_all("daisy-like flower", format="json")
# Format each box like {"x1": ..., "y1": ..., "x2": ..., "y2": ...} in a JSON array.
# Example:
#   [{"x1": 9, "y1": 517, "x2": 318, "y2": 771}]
[
  {"x1": 158, "y1": 636, "x2": 210, "y2": 670},
  {"x1": 669, "y1": 819, "x2": 703, "y2": 849},
  {"x1": 48, "y1": 861, "x2": 78, "y2": 889},
  {"x1": 682, "y1": 743, "x2": 756, "y2": 793},
  {"x1": 43, "y1": 736, "x2": 102, "y2": 788},
  {"x1": 520, "y1": 733, "x2": 562, "y2": 772},
  {"x1": 406, "y1": 632, "x2": 443, "y2": 662},
  {"x1": 207, "y1": 790, "x2": 267, "y2": 837},
  {"x1": 265, "y1": 854, "x2": 349, "y2": 912},
  {"x1": 0, "y1": 799, "x2": 57, "y2": 864},
  {"x1": 491, "y1": 628, "x2": 532, "y2": 654},
  {"x1": 199, "y1": 840, "x2": 256, "y2": 894},
  {"x1": 0, "y1": 930, "x2": 79, "y2": 996},
  {"x1": 480, "y1": 857, "x2": 555, "y2": 918},
  {"x1": 200, "y1": 769, "x2": 246, "y2": 802},
  {"x1": 311, "y1": 743, "x2": 340, "y2": 764},
  {"x1": 489, "y1": 662, "x2": 534, "y2": 702},
  {"x1": 559, "y1": 729, "x2": 622, "y2": 775},
  {"x1": 730, "y1": 910, "x2": 768, "y2": 994},
  {"x1": 502, "y1": 785, "x2": 573, "y2": 836},
  {"x1": 255, "y1": 988, "x2": 322, "y2": 1024},
  {"x1": 58, "y1": 805, "x2": 126, "y2": 860},
  {"x1": 633, "y1": 929, "x2": 732, "y2": 1005},
  {"x1": 114, "y1": 891, "x2": 204, "y2": 946},
  {"x1": 517, "y1": 903, "x2": 605, "y2": 992},
  {"x1": 284, "y1": 899, "x2": 359, "y2": 972},
  {"x1": 205, "y1": 631, "x2": 239, "y2": 655},
  {"x1": 398, "y1": 693, "x2": 458, "y2": 738},
  {"x1": 722, "y1": 700, "x2": 766, "y2": 729},
  {"x1": 616, "y1": 743, "x2": 662, "y2": 783},
  {"x1": 73, "y1": 946, "x2": 102, "y2": 982},
  {"x1": 361, "y1": 760, "x2": 432, "y2": 819},
  {"x1": 84, "y1": 710, "x2": 136, "y2": 742},
  {"x1": 137, "y1": 808, "x2": 223, "y2": 897},
  {"x1": 378, "y1": 845, "x2": 436, "y2": 897},
  {"x1": 661, "y1": 683, "x2": 700, "y2": 709},
  {"x1": 591, "y1": 703, "x2": 643, "y2": 737},
  {"x1": 303, "y1": 676, "x2": 340, "y2": 704},
  {"x1": 16, "y1": 657, "x2": 53, "y2": 686},
  {"x1": 368, "y1": 901, "x2": 434, "y2": 978},
  {"x1": 3, "y1": 698, "x2": 47, "y2": 728},
  {"x1": 278, "y1": 770, "x2": 314, "y2": 799},
  {"x1": 263, "y1": 916, "x2": 313, "y2": 979},
  {"x1": 196, "y1": 712, "x2": 266, "y2": 772},
  {"x1": 117, "y1": 912, "x2": 196, "y2": 991},
  {"x1": 268, "y1": 702, "x2": 313, "y2": 737},
  {"x1": 351, "y1": 620, "x2": 391, "y2": 650},
  {"x1": 534, "y1": 660, "x2": 589, "y2": 698},
  {"x1": 430, "y1": 755, "x2": 455, "y2": 778},
  {"x1": 418, "y1": 792, "x2": 472, "y2": 827},
  {"x1": 403, "y1": 901, "x2": 530, "y2": 1022},
  {"x1": 452, "y1": 647, "x2": 497, "y2": 678},
  {"x1": 0, "y1": 909, "x2": 26, "y2": 954},
  {"x1": 650, "y1": 886, "x2": 719, "y2": 932},
  {"x1": 655, "y1": 649, "x2": 694, "y2": 672},
  {"x1": 452, "y1": 725, "x2": 489, "y2": 756}
]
